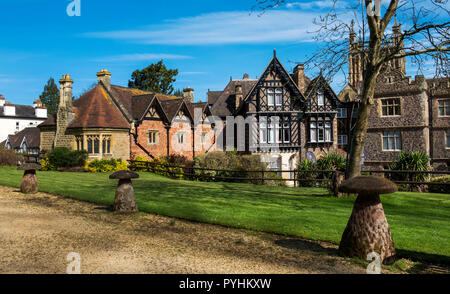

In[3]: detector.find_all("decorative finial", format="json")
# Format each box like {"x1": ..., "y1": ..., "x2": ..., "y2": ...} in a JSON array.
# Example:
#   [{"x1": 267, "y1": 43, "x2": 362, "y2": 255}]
[
  {"x1": 273, "y1": 48, "x2": 277, "y2": 57},
  {"x1": 394, "y1": 13, "x2": 398, "y2": 26}
]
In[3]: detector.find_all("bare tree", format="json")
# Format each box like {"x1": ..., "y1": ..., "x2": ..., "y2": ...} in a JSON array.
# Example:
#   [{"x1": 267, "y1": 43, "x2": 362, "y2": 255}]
[{"x1": 255, "y1": 0, "x2": 449, "y2": 178}]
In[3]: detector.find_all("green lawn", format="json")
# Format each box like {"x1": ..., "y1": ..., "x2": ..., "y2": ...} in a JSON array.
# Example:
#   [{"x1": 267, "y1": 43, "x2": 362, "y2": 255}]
[{"x1": 1, "y1": 166, "x2": 449, "y2": 264}]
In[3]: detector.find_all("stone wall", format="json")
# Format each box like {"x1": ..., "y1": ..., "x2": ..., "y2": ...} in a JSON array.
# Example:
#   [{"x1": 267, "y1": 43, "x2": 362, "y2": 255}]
[{"x1": 39, "y1": 128, "x2": 56, "y2": 153}]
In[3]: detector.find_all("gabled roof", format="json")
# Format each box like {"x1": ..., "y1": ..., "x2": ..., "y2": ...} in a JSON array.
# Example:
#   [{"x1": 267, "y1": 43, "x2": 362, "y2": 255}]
[
  {"x1": 338, "y1": 83, "x2": 360, "y2": 103},
  {"x1": 236, "y1": 55, "x2": 306, "y2": 114},
  {"x1": 207, "y1": 91, "x2": 223, "y2": 106},
  {"x1": 132, "y1": 94, "x2": 171, "y2": 123},
  {"x1": 69, "y1": 86, "x2": 130, "y2": 129},
  {"x1": 211, "y1": 79, "x2": 257, "y2": 117},
  {"x1": 304, "y1": 75, "x2": 341, "y2": 106},
  {"x1": 186, "y1": 102, "x2": 212, "y2": 119},
  {"x1": 1, "y1": 127, "x2": 40, "y2": 149},
  {"x1": 159, "y1": 98, "x2": 193, "y2": 122}
]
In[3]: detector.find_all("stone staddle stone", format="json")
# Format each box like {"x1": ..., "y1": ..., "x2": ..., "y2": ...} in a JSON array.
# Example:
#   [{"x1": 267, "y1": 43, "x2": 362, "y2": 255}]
[
  {"x1": 110, "y1": 170, "x2": 139, "y2": 213},
  {"x1": 18, "y1": 164, "x2": 41, "y2": 194},
  {"x1": 338, "y1": 176, "x2": 397, "y2": 264}
]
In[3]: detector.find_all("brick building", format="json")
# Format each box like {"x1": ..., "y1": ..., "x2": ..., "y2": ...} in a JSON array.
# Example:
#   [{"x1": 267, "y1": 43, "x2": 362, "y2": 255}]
[{"x1": 39, "y1": 70, "x2": 213, "y2": 161}]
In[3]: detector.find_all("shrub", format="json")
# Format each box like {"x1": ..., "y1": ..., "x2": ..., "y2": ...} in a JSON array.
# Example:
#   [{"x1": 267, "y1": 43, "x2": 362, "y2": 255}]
[
  {"x1": 47, "y1": 147, "x2": 88, "y2": 169},
  {"x1": 297, "y1": 159, "x2": 318, "y2": 187},
  {"x1": 40, "y1": 157, "x2": 55, "y2": 171},
  {"x1": 0, "y1": 148, "x2": 23, "y2": 166},
  {"x1": 133, "y1": 155, "x2": 149, "y2": 171},
  {"x1": 388, "y1": 151, "x2": 430, "y2": 191},
  {"x1": 85, "y1": 159, "x2": 129, "y2": 173},
  {"x1": 428, "y1": 175, "x2": 450, "y2": 194}
]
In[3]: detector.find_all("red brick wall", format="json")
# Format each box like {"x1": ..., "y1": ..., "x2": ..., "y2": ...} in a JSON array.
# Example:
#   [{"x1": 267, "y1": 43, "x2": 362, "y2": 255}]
[{"x1": 131, "y1": 119, "x2": 168, "y2": 160}]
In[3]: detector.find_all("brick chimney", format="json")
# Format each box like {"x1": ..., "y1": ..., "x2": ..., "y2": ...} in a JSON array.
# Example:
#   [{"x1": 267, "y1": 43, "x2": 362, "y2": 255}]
[
  {"x1": 0, "y1": 94, "x2": 5, "y2": 107},
  {"x1": 183, "y1": 87, "x2": 194, "y2": 103},
  {"x1": 235, "y1": 84, "x2": 243, "y2": 110},
  {"x1": 97, "y1": 69, "x2": 111, "y2": 91},
  {"x1": 54, "y1": 74, "x2": 75, "y2": 148},
  {"x1": 293, "y1": 64, "x2": 306, "y2": 94},
  {"x1": 243, "y1": 73, "x2": 249, "y2": 80}
]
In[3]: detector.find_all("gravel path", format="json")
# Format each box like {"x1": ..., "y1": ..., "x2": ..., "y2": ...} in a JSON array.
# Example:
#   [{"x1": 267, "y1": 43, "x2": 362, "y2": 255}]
[{"x1": 0, "y1": 185, "x2": 366, "y2": 274}]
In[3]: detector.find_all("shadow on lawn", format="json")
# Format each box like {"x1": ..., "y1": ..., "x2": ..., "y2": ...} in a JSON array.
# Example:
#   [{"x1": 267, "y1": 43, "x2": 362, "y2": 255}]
[
  {"x1": 275, "y1": 238, "x2": 338, "y2": 256},
  {"x1": 396, "y1": 249, "x2": 450, "y2": 267}
]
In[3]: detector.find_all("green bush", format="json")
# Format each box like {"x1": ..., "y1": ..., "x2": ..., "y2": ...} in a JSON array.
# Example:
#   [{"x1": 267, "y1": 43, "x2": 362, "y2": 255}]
[
  {"x1": 47, "y1": 147, "x2": 88, "y2": 170},
  {"x1": 193, "y1": 151, "x2": 283, "y2": 186},
  {"x1": 388, "y1": 151, "x2": 430, "y2": 191},
  {"x1": 428, "y1": 175, "x2": 450, "y2": 194},
  {"x1": 0, "y1": 148, "x2": 23, "y2": 166},
  {"x1": 297, "y1": 153, "x2": 347, "y2": 189},
  {"x1": 85, "y1": 159, "x2": 129, "y2": 173}
]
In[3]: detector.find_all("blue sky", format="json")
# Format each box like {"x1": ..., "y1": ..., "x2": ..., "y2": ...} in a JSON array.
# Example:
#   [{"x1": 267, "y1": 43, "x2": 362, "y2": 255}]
[{"x1": 0, "y1": 0, "x2": 445, "y2": 105}]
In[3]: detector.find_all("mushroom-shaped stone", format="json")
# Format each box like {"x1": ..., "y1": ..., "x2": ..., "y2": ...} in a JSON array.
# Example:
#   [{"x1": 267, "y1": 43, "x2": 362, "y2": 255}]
[
  {"x1": 109, "y1": 170, "x2": 139, "y2": 213},
  {"x1": 17, "y1": 163, "x2": 42, "y2": 194},
  {"x1": 338, "y1": 176, "x2": 397, "y2": 265}
]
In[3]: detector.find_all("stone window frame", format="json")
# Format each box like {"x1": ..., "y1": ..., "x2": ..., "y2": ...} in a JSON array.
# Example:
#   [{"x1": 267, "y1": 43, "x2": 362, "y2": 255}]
[
  {"x1": 148, "y1": 130, "x2": 159, "y2": 145},
  {"x1": 380, "y1": 97, "x2": 402, "y2": 117},
  {"x1": 381, "y1": 131, "x2": 402, "y2": 151},
  {"x1": 438, "y1": 99, "x2": 450, "y2": 117},
  {"x1": 102, "y1": 135, "x2": 112, "y2": 155}
]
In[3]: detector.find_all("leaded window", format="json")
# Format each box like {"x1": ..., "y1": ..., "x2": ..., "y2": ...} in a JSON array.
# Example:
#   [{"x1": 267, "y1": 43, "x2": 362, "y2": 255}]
[
  {"x1": 381, "y1": 98, "x2": 401, "y2": 116},
  {"x1": 337, "y1": 108, "x2": 348, "y2": 118},
  {"x1": 310, "y1": 119, "x2": 332, "y2": 143},
  {"x1": 102, "y1": 136, "x2": 111, "y2": 154},
  {"x1": 317, "y1": 92, "x2": 324, "y2": 106},
  {"x1": 446, "y1": 130, "x2": 450, "y2": 148},
  {"x1": 383, "y1": 131, "x2": 402, "y2": 151},
  {"x1": 439, "y1": 100, "x2": 450, "y2": 117},
  {"x1": 267, "y1": 88, "x2": 275, "y2": 106}
]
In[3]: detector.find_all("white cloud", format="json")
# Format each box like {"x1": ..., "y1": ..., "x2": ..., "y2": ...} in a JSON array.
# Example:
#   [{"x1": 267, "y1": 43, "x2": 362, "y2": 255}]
[
  {"x1": 84, "y1": 10, "x2": 319, "y2": 45},
  {"x1": 93, "y1": 53, "x2": 193, "y2": 62},
  {"x1": 286, "y1": 1, "x2": 337, "y2": 10}
]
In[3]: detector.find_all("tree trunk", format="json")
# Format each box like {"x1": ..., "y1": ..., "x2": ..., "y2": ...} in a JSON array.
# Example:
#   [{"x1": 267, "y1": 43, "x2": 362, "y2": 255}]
[
  {"x1": 347, "y1": 61, "x2": 381, "y2": 179},
  {"x1": 339, "y1": 193, "x2": 396, "y2": 264}
]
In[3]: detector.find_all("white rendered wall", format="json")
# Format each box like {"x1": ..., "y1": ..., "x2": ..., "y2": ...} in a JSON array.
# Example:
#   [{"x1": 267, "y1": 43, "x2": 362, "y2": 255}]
[{"x1": 0, "y1": 117, "x2": 46, "y2": 142}]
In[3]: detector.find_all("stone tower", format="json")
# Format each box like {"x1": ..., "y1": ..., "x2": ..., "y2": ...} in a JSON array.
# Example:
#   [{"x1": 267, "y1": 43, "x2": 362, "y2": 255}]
[
  {"x1": 348, "y1": 17, "x2": 406, "y2": 89},
  {"x1": 54, "y1": 74, "x2": 75, "y2": 148}
]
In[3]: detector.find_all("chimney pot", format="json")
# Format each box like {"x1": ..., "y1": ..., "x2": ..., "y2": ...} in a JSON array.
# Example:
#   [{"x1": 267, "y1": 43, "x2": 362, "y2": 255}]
[
  {"x1": 235, "y1": 84, "x2": 243, "y2": 110},
  {"x1": 243, "y1": 73, "x2": 249, "y2": 80},
  {"x1": 183, "y1": 87, "x2": 194, "y2": 103},
  {"x1": 97, "y1": 69, "x2": 112, "y2": 91}
]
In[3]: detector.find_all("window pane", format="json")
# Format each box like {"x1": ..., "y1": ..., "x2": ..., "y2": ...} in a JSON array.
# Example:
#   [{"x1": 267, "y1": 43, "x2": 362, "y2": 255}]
[
  {"x1": 94, "y1": 139, "x2": 99, "y2": 154},
  {"x1": 284, "y1": 128, "x2": 290, "y2": 143},
  {"x1": 102, "y1": 140, "x2": 106, "y2": 154},
  {"x1": 88, "y1": 140, "x2": 93, "y2": 154},
  {"x1": 446, "y1": 131, "x2": 450, "y2": 148},
  {"x1": 318, "y1": 92, "x2": 324, "y2": 106},
  {"x1": 310, "y1": 129, "x2": 316, "y2": 142}
]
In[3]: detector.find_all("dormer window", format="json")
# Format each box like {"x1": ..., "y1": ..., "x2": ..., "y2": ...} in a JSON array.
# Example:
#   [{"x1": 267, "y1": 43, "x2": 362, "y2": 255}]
[{"x1": 317, "y1": 92, "x2": 324, "y2": 106}]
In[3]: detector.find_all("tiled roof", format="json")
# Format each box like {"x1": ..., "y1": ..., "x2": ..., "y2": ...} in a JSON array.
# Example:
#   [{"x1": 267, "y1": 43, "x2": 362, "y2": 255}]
[
  {"x1": 2, "y1": 127, "x2": 40, "y2": 149},
  {"x1": 131, "y1": 94, "x2": 156, "y2": 120},
  {"x1": 211, "y1": 79, "x2": 257, "y2": 117},
  {"x1": 39, "y1": 114, "x2": 57, "y2": 127},
  {"x1": 207, "y1": 91, "x2": 223, "y2": 106},
  {"x1": 159, "y1": 98, "x2": 185, "y2": 122},
  {"x1": 69, "y1": 86, "x2": 130, "y2": 129}
]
